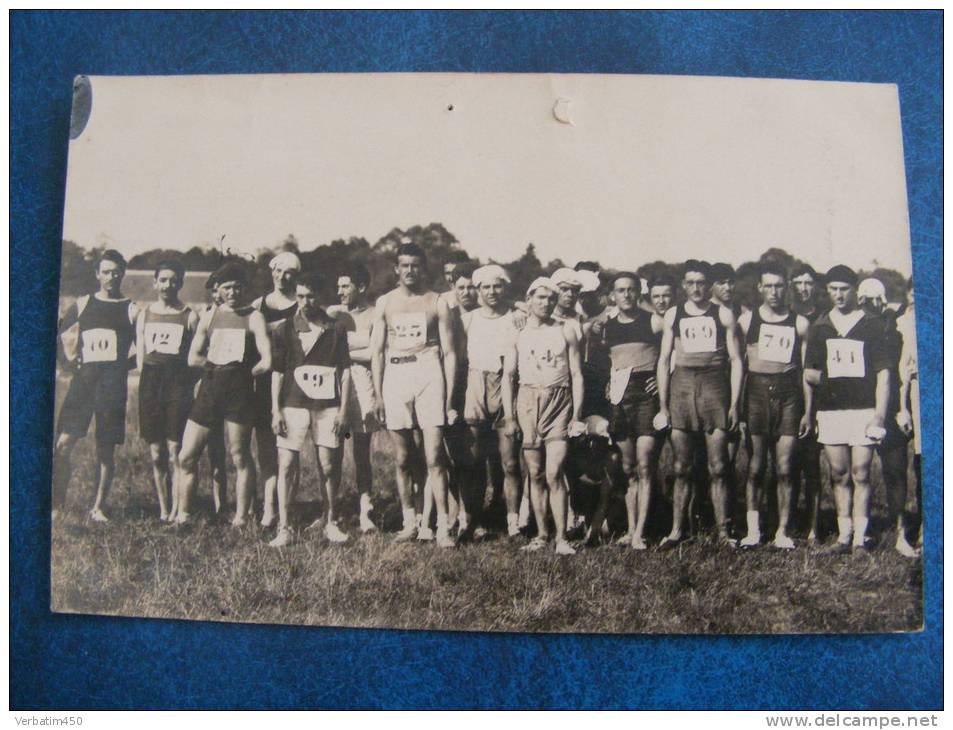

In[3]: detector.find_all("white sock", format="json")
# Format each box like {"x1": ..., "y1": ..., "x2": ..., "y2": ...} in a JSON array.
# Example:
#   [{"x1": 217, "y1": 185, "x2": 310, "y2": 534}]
[
  {"x1": 746, "y1": 510, "x2": 760, "y2": 538},
  {"x1": 852, "y1": 517, "x2": 869, "y2": 546},
  {"x1": 837, "y1": 517, "x2": 853, "y2": 544},
  {"x1": 402, "y1": 508, "x2": 416, "y2": 530}
]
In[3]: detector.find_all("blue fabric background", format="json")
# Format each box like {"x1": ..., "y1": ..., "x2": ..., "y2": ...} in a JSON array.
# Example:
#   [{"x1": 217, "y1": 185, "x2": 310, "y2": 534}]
[{"x1": 11, "y1": 10, "x2": 942, "y2": 710}]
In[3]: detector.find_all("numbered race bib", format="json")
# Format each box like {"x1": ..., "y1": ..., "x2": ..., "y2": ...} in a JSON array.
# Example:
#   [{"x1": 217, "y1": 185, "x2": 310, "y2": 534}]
[
  {"x1": 827, "y1": 338, "x2": 865, "y2": 379},
  {"x1": 757, "y1": 323, "x2": 796, "y2": 364},
  {"x1": 609, "y1": 367, "x2": 632, "y2": 405},
  {"x1": 145, "y1": 322, "x2": 185, "y2": 355},
  {"x1": 678, "y1": 316, "x2": 717, "y2": 353},
  {"x1": 208, "y1": 328, "x2": 246, "y2": 365},
  {"x1": 391, "y1": 312, "x2": 426, "y2": 351},
  {"x1": 294, "y1": 365, "x2": 337, "y2": 401},
  {"x1": 81, "y1": 328, "x2": 118, "y2": 363}
]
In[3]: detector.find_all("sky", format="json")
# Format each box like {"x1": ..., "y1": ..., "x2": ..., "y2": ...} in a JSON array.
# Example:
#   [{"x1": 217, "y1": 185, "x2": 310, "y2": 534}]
[{"x1": 62, "y1": 73, "x2": 914, "y2": 274}]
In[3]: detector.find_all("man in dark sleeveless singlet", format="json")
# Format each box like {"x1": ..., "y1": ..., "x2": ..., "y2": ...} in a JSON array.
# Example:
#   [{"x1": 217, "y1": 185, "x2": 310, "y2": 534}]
[
  {"x1": 53, "y1": 249, "x2": 138, "y2": 523},
  {"x1": 737, "y1": 264, "x2": 810, "y2": 549},
  {"x1": 175, "y1": 262, "x2": 272, "y2": 527},
  {"x1": 656, "y1": 260, "x2": 744, "y2": 548},
  {"x1": 135, "y1": 260, "x2": 199, "y2": 521}
]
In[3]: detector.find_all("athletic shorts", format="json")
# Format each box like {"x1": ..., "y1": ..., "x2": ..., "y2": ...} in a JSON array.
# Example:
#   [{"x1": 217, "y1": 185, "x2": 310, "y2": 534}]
[
  {"x1": 744, "y1": 371, "x2": 803, "y2": 439},
  {"x1": 342, "y1": 364, "x2": 379, "y2": 435},
  {"x1": 517, "y1": 384, "x2": 572, "y2": 450},
  {"x1": 139, "y1": 363, "x2": 194, "y2": 443},
  {"x1": 57, "y1": 369, "x2": 128, "y2": 446},
  {"x1": 382, "y1": 350, "x2": 446, "y2": 430},
  {"x1": 189, "y1": 366, "x2": 257, "y2": 428},
  {"x1": 608, "y1": 370, "x2": 658, "y2": 441},
  {"x1": 670, "y1": 366, "x2": 729, "y2": 433},
  {"x1": 276, "y1": 405, "x2": 341, "y2": 451},
  {"x1": 816, "y1": 409, "x2": 877, "y2": 447},
  {"x1": 464, "y1": 369, "x2": 505, "y2": 429}
]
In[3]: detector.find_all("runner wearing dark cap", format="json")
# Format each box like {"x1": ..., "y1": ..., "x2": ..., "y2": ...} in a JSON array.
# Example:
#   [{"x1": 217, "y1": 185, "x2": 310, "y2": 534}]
[
  {"x1": 803, "y1": 265, "x2": 891, "y2": 553},
  {"x1": 53, "y1": 250, "x2": 138, "y2": 522},
  {"x1": 175, "y1": 262, "x2": 272, "y2": 526}
]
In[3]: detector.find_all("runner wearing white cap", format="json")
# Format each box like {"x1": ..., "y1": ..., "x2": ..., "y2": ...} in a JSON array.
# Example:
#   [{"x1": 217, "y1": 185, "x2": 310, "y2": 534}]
[
  {"x1": 503, "y1": 277, "x2": 585, "y2": 555},
  {"x1": 252, "y1": 251, "x2": 301, "y2": 527},
  {"x1": 371, "y1": 242, "x2": 458, "y2": 547},
  {"x1": 857, "y1": 278, "x2": 919, "y2": 558},
  {"x1": 461, "y1": 264, "x2": 523, "y2": 538}
]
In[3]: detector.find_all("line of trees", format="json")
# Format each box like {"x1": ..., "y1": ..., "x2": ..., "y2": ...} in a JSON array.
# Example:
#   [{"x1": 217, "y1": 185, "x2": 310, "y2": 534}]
[{"x1": 59, "y1": 224, "x2": 911, "y2": 307}]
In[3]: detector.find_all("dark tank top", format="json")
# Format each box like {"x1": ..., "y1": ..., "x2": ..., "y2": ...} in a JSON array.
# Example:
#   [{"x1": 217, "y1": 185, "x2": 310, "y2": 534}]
[
  {"x1": 206, "y1": 305, "x2": 257, "y2": 369},
  {"x1": 604, "y1": 309, "x2": 660, "y2": 373},
  {"x1": 77, "y1": 296, "x2": 135, "y2": 371}
]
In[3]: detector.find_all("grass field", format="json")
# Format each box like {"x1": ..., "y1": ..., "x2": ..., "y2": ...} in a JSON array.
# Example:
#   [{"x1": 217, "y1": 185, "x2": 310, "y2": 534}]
[{"x1": 50, "y1": 376, "x2": 923, "y2": 634}]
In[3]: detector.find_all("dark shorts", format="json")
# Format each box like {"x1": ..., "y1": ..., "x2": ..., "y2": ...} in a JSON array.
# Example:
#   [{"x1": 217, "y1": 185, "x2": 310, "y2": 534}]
[
  {"x1": 670, "y1": 366, "x2": 729, "y2": 433},
  {"x1": 139, "y1": 363, "x2": 194, "y2": 443},
  {"x1": 189, "y1": 366, "x2": 257, "y2": 428},
  {"x1": 744, "y1": 371, "x2": 803, "y2": 439},
  {"x1": 57, "y1": 368, "x2": 128, "y2": 445},
  {"x1": 252, "y1": 373, "x2": 273, "y2": 429},
  {"x1": 608, "y1": 371, "x2": 659, "y2": 440}
]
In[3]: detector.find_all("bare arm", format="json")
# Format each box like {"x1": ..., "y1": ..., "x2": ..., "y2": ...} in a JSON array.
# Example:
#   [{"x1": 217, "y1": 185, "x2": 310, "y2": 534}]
[
  {"x1": 248, "y1": 310, "x2": 272, "y2": 376},
  {"x1": 722, "y1": 307, "x2": 744, "y2": 428},
  {"x1": 565, "y1": 325, "x2": 584, "y2": 423},
  {"x1": 135, "y1": 309, "x2": 146, "y2": 371},
  {"x1": 187, "y1": 310, "x2": 212, "y2": 369},
  {"x1": 656, "y1": 308, "x2": 677, "y2": 416},
  {"x1": 437, "y1": 296, "x2": 458, "y2": 416},
  {"x1": 501, "y1": 341, "x2": 520, "y2": 438},
  {"x1": 370, "y1": 298, "x2": 388, "y2": 420},
  {"x1": 873, "y1": 368, "x2": 891, "y2": 425}
]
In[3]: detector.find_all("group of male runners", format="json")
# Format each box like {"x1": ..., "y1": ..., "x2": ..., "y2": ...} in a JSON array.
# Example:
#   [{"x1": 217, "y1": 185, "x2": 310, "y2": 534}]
[{"x1": 53, "y1": 245, "x2": 923, "y2": 558}]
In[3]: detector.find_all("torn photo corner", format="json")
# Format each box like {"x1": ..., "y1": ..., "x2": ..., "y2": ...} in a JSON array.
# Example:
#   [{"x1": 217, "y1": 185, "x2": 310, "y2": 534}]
[{"x1": 52, "y1": 72, "x2": 922, "y2": 634}]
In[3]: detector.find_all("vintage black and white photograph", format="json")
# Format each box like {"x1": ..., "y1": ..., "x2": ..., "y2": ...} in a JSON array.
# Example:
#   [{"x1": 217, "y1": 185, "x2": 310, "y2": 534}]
[{"x1": 51, "y1": 73, "x2": 923, "y2": 634}]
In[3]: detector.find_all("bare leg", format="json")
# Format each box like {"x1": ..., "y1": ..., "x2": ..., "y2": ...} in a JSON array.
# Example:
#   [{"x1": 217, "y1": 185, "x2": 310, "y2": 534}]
[
  {"x1": 498, "y1": 429, "x2": 523, "y2": 536},
  {"x1": 421, "y1": 426, "x2": 452, "y2": 546},
  {"x1": 390, "y1": 430, "x2": 420, "y2": 538},
  {"x1": 880, "y1": 440, "x2": 917, "y2": 556},
  {"x1": 90, "y1": 441, "x2": 116, "y2": 519},
  {"x1": 824, "y1": 444, "x2": 853, "y2": 548},
  {"x1": 773, "y1": 436, "x2": 798, "y2": 548},
  {"x1": 51, "y1": 432, "x2": 79, "y2": 514},
  {"x1": 352, "y1": 432, "x2": 376, "y2": 531},
  {"x1": 633, "y1": 435, "x2": 656, "y2": 548},
  {"x1": 523, "y1": 449, "x2": 549, "y2": 541},
  {"x1": 618, "y1": 437, "x2": 639, "y2": 543},
  {"x1": 704, "y1": 429, "x2": 733, "y2": 542},
  {"x1": 800, "y1": 437, "x2": 822, "y2": 540},
  {"x1": 849, "y1": 445, "x2": 875, "y2": 548},
  {"x1": 175, "y1": 420, "x2": 210, "y2": 523},
  {"x1": 664, "y1": 429, "x2": 695, "y2": 544},
  {"x1": 225, "y1": 421, "x2": 256, "y2": 527},
  {"x1": 544, "y1": 440, "x2": 573, "y2": 554},
  {"x1": 270, "y1": 447, "x2": 298, "y2": 546},
  {"x1": 742, "y1": 434, "x2": 768, "y2": 546},
  {"x1": 148, "y1": 441, "x2": 172, "y2": 520},
  {"x1": 257, "y1": 426, "x2": 278, "y2": 526},
  {"x1": 207, "y1": 422, "x2": 227, "y2": 514},
  {"x1": 167, "y1": 440, "x2": 182, "y2": 521}
]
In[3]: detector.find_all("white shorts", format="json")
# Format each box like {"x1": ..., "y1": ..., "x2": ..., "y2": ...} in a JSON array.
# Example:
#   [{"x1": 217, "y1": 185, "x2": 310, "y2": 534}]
[
  {"x1": 343, "y1": 364, "x2": 379, "y2": 434},
  {"x1": 816, "y1": 409, "x2": 877, "y2": 447},
  {"x1": 382, "y1": 350, "x2": 446, "y2": 431},
  {"x1": 276, "y1": 405, "x2": 341, "y2": 451}
]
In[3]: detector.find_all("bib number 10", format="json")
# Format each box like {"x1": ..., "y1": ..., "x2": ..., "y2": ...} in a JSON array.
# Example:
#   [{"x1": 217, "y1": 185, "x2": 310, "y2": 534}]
[
  {"x1": 827, "y1": 338, "x2": 865, "y2": 379},
  {"x1": 81, "y1": 328, "x2": 118, "y2": 363}
]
